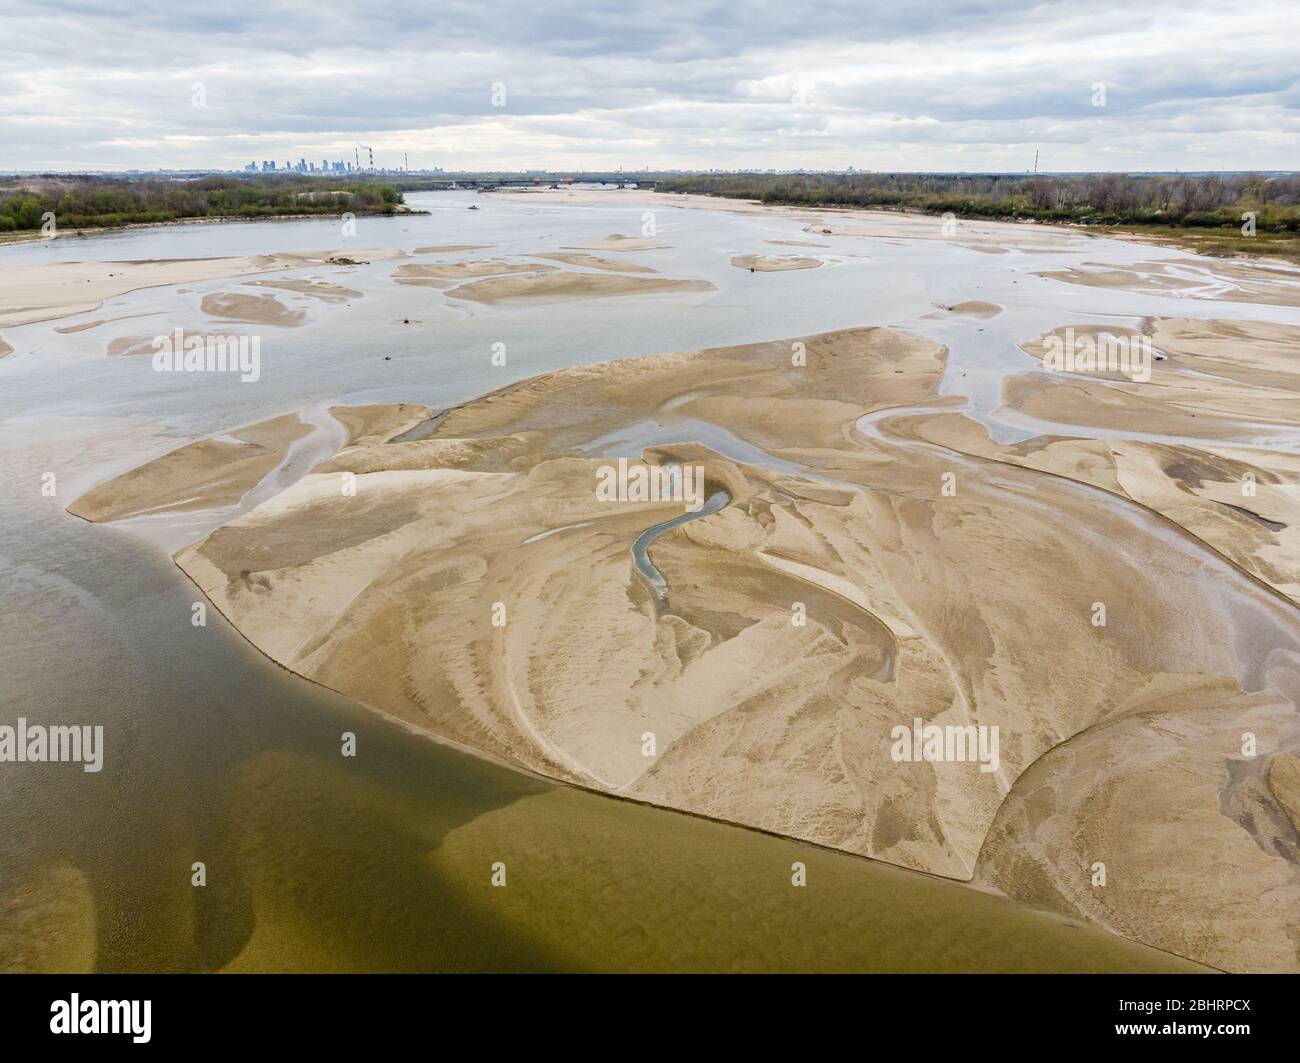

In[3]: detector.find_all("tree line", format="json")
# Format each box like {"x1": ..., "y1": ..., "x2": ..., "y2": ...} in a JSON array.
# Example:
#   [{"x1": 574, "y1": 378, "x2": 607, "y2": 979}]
[
  {"x1": 0, "y1": 175, "x2": 404, "y2": 232},
  {"x1": 658, "y1": 172, "x2": 1300, "y2": 231}
]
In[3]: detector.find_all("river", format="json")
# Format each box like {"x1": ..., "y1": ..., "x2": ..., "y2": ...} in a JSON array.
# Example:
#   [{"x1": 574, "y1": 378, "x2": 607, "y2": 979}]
[{"x1": 7, "y1": 189, "x2": 1288, "y2": 971}]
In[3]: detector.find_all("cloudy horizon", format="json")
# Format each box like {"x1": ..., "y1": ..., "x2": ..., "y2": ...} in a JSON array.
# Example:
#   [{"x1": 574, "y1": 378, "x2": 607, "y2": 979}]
[{"x1": 3, "y1": 0, "x2": 1297, "y2": 173}]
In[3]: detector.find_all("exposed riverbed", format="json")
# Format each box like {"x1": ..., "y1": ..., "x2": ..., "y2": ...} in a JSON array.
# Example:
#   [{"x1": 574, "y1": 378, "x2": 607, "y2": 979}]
[{"x1": 4, "y1": 190, "x2": 1297, "y2": 971}]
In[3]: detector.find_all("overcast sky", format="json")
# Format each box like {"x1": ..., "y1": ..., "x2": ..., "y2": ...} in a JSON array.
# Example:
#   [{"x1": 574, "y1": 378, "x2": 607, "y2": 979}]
[{"x1": 3, "y1": 0, "x2": 1296, "y2": 172}]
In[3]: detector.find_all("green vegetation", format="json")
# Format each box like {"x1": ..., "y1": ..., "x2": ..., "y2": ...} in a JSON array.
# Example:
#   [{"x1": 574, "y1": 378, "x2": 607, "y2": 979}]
[
  {"x1": 0, "y1": 175, "x2": 404, "y2": 233},
  {"x1": 660, "y1": 172, "x2": 1300, "y2": 261},
  {"x1": 1104, "y1": 223, "x2": 1300, "y2": 264}
]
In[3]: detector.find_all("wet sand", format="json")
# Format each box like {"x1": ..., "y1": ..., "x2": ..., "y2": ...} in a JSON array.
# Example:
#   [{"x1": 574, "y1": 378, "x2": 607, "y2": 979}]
[
  {"x1": 1036, "y1": 260, "x2": 1300, "y2": 307},
  {"x1": 925, "y1": 300, "x2": 1002, "y2": 319},
  {"x1": 413, "y1": 244, "x2": 493, "y2": 254},
  {"x1": 731, "y1": 254, "x2": 823, "y2": 272},
  {"x1": 560, "y1": 234, "x2": 671, "y2": 252},
  {"x1": 54, "y1": 312, "x2": 160, "y2": 335},
  {"x1": 200, "y1": 291, "x2": 306, "y2": 327},
  {"x1": 393, "y1": 259, "x2": 556, "y2": 285},
  {"x1": 528, "y1": 252, "x2": 657, "y2": 273},
  {"x1": 107, "y1": 335, "x2": 165, "y2": 357},
  {"x1": 445, "y1": 272, "x2": 715, "y2": 304},
  {"x1": 245, "y1": 278, "x2": 363, "y2": 302}
]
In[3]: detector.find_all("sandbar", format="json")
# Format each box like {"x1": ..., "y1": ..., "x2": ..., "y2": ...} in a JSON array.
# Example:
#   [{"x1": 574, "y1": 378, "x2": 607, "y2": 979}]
[
  {"x1": 445, "y1": 272, "x2": 714, "y2": 304},
  {"x1": 730, "y1": 254, "x2": 822, "y2": 271}
]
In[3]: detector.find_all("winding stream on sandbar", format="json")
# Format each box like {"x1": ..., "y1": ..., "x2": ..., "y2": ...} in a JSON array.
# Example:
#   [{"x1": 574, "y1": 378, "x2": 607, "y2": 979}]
[{"x1": 632, "y1": 488, "x2": 731, "y2": 602}]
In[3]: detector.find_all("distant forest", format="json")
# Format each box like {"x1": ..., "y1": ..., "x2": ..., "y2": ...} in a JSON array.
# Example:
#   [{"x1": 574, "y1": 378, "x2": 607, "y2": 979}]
[
  {"x1": 658, "y1": 172, "x2": 1300, "y2": 230},
  {"x1": 0, "y1": 175, "x2": 404, "y2": 232}
]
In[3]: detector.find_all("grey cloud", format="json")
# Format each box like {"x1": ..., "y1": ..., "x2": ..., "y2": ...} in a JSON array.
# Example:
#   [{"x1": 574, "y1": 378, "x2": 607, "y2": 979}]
[{"x1": 1, "y1": 0, "x2": 1295, "y2": 171}]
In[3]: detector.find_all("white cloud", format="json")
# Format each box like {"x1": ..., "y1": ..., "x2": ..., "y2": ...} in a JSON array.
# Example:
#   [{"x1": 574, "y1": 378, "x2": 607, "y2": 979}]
[{"x1": 0, "y1": 0, "x2": 1295, "y2": 171}]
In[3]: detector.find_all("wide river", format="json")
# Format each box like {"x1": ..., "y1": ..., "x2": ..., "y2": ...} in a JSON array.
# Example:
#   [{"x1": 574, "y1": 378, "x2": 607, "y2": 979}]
[{"x1": 3, "y1": 189, "x2": 1293, "y2": 971}]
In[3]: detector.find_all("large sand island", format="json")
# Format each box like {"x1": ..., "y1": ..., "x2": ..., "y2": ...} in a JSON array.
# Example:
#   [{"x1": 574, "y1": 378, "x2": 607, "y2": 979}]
[{"x1": 69, "y1": 316, "x2": 1300, "y2": 973}]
